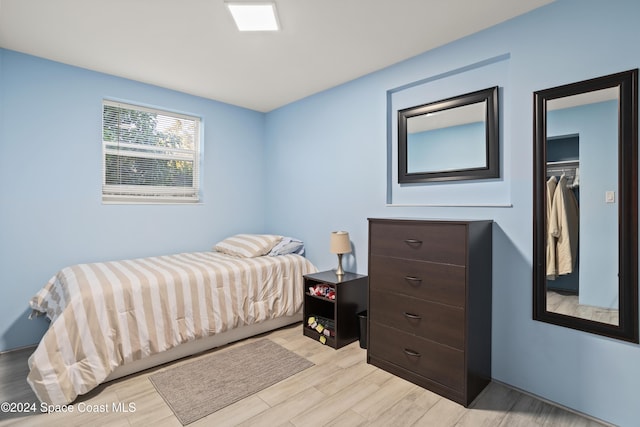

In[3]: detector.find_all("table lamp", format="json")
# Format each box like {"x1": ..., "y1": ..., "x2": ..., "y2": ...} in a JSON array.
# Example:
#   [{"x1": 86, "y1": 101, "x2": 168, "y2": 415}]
[{"x1": 330, "y1": 231, "x2": 351, "y2": 276}]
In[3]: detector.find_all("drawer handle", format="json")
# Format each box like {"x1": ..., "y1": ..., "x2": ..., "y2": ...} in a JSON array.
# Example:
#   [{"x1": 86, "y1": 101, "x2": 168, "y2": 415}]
[
  {"x1": 403, "y1": 312, "x2": 422, "y2": 320},
  {"x1": 404, "y1": 239, "x2": 423, "y2": 246},
  {"x1": 404, "y1": 349, "x2": 421, "y2": 358},
  {"x1": 404, "y1": 276, "x2": 422, "y2": 285}
]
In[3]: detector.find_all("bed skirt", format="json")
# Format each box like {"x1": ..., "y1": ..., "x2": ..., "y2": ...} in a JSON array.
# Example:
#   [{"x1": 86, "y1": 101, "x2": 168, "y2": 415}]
[{"x1": 105, "y1": 313, "x2": 302, "y2": 381}]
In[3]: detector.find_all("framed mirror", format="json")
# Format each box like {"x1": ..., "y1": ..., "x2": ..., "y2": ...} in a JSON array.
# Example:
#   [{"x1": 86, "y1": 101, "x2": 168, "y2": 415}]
[
  {"x1": 533, "y1": 69, "x2": 638, "y2": 342},
  {"x1": 398, "y1": 86, "x2": 499, "y2": 183}
]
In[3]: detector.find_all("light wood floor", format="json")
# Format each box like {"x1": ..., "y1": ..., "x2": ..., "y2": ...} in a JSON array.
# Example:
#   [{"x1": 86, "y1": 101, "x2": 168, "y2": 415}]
[
  {"x1": 546, "y1": 291, "x2": 618, "y2": 325},
  {"x1": 0, "y1": 323, "x2": 609, "y2": 427}
]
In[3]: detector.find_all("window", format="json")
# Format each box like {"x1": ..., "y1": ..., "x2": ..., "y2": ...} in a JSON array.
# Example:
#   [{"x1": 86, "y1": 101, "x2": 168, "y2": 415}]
[{"x1": 102, "y1": 100, "x2": 201, "y2": 203}]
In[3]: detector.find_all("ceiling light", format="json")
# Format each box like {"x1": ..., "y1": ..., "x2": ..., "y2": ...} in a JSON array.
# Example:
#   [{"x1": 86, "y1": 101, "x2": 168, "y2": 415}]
[{"x1": 226, "y1": 2, "x2": 280, "y2": 32}]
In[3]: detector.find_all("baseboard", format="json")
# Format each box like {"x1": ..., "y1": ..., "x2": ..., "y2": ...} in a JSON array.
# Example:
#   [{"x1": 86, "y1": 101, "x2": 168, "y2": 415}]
[
  {"x1": 0, "y1": 344, "x2": 37, "y2": 356},
  {"x1": 492, "y1": 379, "x2": 615, "y2": 427}
]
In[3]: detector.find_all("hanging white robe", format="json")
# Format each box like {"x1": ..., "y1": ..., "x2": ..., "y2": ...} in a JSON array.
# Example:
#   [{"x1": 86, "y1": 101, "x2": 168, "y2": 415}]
[{"x1": 549, "y1": 175, "x2": 579, "y2": 276}]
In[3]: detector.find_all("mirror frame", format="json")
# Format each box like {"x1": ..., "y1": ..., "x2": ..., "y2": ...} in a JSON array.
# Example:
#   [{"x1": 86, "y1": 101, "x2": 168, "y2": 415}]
[
  {"x1": 533, "y1": 69, "x2": 639, "y2": 343},
  {"x1": 398, "y1": 86, "x2": 499, "y2": 183}
]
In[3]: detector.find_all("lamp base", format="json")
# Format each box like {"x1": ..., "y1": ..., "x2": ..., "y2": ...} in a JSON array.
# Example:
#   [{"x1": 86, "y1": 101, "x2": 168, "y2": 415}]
[{"x1": 336, "y1": 253, "x2": 345, "y2": 276}]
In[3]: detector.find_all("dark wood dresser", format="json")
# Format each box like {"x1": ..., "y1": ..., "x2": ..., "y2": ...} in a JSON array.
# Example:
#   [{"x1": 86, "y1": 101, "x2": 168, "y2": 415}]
[{"x1": 367, "y1": 218, "x2": 492, "y2": 407}]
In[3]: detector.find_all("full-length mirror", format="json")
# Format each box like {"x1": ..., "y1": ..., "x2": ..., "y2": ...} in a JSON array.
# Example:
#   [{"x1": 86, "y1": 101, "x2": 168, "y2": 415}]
[
  {"x1": 533, "y1": 69, "x2": 638, "y2": 342},
  {"x1": 398, "y1": 86, "x2": 499, "y2": 183}
]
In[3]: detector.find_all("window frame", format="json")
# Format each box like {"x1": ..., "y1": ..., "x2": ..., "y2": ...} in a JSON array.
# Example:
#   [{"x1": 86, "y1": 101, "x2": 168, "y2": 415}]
[{"x1": 102, "y1": 100, "x2": 201, "y2": 204}]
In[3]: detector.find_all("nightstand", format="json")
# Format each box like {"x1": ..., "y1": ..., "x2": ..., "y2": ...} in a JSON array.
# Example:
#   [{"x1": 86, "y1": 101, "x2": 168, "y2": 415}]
[{"x1": 302, "y1": 270, "x2": 368, "y2": 349}]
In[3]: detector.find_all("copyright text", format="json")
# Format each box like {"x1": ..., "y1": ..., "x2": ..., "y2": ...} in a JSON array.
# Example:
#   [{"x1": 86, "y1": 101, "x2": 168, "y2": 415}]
[{"x1": 1, "y1": 401, "x2": 137, "y2": 414}]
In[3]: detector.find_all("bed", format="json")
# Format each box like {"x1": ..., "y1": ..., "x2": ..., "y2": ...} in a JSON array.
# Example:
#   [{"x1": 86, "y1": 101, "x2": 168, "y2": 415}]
[{"x1": 27, "y1": 234, "x2": 318, "y2": 405}]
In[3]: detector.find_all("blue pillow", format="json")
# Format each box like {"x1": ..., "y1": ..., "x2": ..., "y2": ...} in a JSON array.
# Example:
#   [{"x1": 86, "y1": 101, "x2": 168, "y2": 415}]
[{"x1": 268, "y1": 237, "x2": 305, "y2": 256}]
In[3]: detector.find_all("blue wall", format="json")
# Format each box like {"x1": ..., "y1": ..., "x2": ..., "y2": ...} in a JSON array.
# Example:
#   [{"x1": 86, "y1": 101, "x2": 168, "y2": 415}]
[
  {"x1": 0, "y1": 49, "x2": 267, "y2": 351},
  {"x1": 264, "y1": 1, "x2": 640, "y2": 425},
  {"x1": 3, "y1": 0, "x2": 640, "y2": 425}
]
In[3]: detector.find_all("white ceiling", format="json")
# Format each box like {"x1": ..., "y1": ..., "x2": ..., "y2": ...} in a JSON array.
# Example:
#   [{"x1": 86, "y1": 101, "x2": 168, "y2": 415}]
[{"x1": 0, "y1": 0, "x2": 554, "y2": 112}]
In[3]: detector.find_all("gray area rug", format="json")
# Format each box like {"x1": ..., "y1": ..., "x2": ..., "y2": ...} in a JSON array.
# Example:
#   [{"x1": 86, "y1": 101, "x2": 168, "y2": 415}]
[{"x1": 149, "y1": 339, "x2": 314, "y2": 425}]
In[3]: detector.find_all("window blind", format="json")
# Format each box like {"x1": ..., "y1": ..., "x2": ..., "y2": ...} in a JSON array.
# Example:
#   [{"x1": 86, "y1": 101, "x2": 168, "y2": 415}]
[{"x1": 102, "y1": 100, "x2": 201, "y2": 203}]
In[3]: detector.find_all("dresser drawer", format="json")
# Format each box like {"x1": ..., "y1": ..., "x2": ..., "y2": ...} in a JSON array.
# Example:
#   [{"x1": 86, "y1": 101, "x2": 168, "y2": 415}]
[
  {"x1": 369, "y1": 255, "x2": 465, "y2": 307},
  {"x1": 369, "y1": 290, "x2": 464, "y2": 350},
  {"x1": 369, "y1": 322, "x2": 464, "y2": 391},
  {"x1": 369, "y1": 220, "x2": 467, "y2": 265}
]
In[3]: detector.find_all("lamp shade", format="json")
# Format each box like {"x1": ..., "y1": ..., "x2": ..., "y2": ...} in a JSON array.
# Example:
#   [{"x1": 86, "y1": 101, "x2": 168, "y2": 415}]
[{"x1": 330, "y1": 231, "x2": 351, "y2": 254}]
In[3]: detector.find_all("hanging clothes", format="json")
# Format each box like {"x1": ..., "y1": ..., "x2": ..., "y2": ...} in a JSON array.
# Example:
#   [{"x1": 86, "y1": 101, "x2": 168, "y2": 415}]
[
  {"x1": 548, "y1": 175, "x2": 579, "y2": 277},
  {"x1": 546, "y1": 176, "x2": 558, "y2": 280}
]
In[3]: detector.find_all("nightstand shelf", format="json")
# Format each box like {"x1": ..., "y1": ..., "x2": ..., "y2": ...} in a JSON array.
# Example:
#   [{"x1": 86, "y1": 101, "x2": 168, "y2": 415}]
[
  {"x1": 306, "y1": 293, "x2": 336, "y2": 303},
  {"x1": 303, "y1": 270, "x2": 368, "y2": 349}
]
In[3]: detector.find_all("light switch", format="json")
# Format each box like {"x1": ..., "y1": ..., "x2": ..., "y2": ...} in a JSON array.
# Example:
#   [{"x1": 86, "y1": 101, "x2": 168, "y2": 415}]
[{"x1": 606, "y1": 191, "x2": 615, "y2": 203}]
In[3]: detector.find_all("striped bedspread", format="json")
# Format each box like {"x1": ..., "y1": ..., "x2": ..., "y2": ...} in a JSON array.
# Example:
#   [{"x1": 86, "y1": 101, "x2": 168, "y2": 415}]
[{"x1": 27, "y1": 251, "x2": 317, "y2": 405}]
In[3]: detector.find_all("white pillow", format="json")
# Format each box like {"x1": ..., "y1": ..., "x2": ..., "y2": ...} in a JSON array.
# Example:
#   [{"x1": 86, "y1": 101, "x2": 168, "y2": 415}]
[{"x1": 214, "y1": 234, "x2": 283, "y2": 258}]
